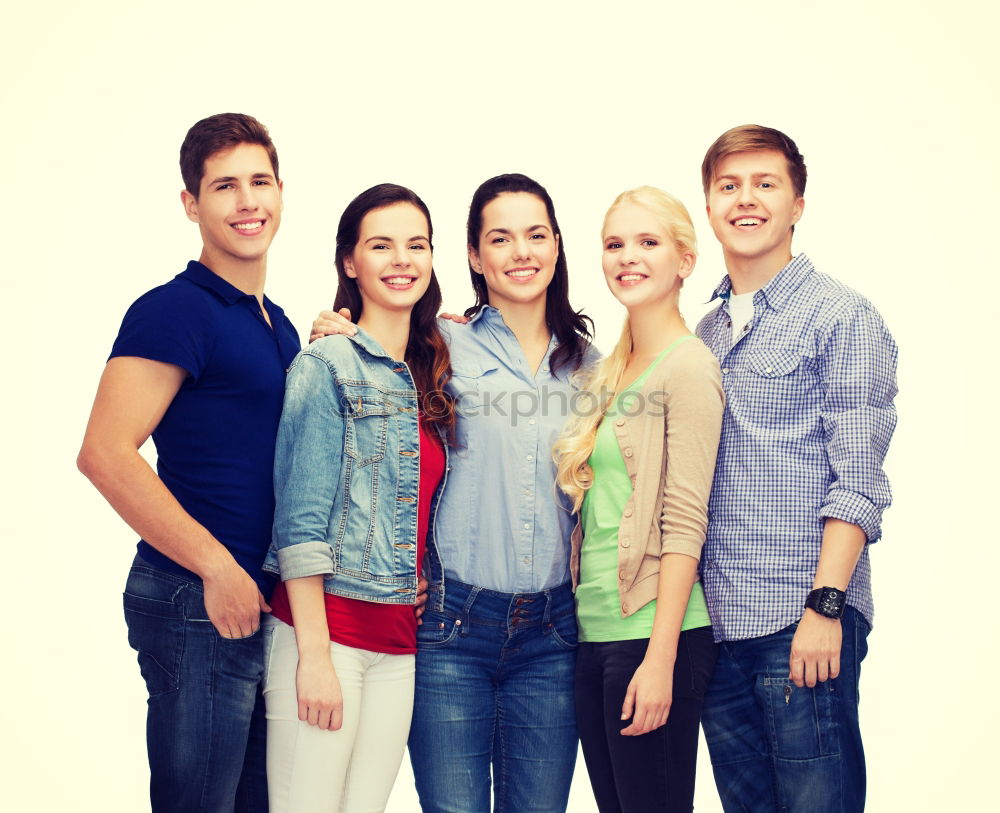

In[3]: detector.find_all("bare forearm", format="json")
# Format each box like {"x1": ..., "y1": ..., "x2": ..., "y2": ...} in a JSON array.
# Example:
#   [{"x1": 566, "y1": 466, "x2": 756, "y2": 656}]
[
  {"x1": 812, "y1": 518, "x2": 866, "y2": 591},
  {"x1": 78, "y1": 443, "x2": 232, "y2": 578},
  {"x1": 645, "y1": 553, "x2": 699, "y2": 663},
  {"x1": 285, "y1": 576, "x2": 332, "y2": 661},
  {"x1": 788, "y1": 519, "x2": 865, "y2": 687},
  {"x1": 77, "y1": 357, "x2": 234, "y2": 579}
]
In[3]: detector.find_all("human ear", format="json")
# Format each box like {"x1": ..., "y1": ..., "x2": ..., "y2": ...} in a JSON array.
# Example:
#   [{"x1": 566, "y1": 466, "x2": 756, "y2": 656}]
[
  {"x1": 468, "y1": 246, "x2": 483, "y2": 274},
  {"x1": 181, "y1": 189, "x2": 200, "y2": 223}
]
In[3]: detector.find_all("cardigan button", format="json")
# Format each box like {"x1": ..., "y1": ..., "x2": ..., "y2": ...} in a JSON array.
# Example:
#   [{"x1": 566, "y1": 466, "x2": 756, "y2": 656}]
[
  {"x1": 615, "y1": 419, "x2": 625, "y2": 427},
  {"x1": 624, "y1": 448, "x2": 633, "y2": 458},
  {"x1": 619, "y1": 570, "x2": 626, "y2": 580},
  {"x1": 624, "y1": 508, "x2": 633, "y2": 518}
]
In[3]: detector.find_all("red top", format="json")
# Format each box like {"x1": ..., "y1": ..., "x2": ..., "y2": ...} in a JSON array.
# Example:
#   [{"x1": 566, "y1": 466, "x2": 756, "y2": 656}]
[{"x1": 269, "y1": 418, "x2": 445, "y2": 654}]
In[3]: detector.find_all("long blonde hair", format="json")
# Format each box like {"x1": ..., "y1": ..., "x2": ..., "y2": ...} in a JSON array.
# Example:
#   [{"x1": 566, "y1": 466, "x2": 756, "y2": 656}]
[{"x1": 553, "y1": 186, "x2": 698, "y2": 511}]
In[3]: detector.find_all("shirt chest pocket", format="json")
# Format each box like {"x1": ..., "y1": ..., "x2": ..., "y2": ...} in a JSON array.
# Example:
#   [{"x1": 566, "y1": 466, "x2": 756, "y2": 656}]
[
  {"x1": 450, "y1": 360, "x2": 499, "y2": 414},
  {"x1": 744, "y1": 349, "x2": 820, "y2": 416},
  {"x1": 343, "y1": 388, "x2": 392, "y2": 467},
  {"x1": 748, "y1": 349, "x2": 804, "y2": 379}
]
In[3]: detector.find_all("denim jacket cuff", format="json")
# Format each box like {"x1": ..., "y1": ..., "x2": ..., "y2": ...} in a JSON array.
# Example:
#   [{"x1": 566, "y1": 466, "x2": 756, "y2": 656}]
[{"x1": 276, "y1": 542, "x2": 335, "y2": 581}]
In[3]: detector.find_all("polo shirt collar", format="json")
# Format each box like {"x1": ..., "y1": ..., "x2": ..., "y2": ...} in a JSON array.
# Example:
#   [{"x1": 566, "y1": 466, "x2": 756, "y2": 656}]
[{"x1": 178, "y1": 260, "x2": 253, "y2": 306}]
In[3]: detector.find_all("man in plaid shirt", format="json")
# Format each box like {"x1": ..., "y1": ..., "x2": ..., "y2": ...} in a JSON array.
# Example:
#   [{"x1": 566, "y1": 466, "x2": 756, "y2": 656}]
[{"x1": 695, "y1": 125, "x2": 898, "y2": 812}]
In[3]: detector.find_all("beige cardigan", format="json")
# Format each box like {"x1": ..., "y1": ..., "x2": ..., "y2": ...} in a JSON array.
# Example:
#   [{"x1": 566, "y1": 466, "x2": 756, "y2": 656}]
[{"x1": 569, "y1": 338, "x2": 724, "y2": 618}]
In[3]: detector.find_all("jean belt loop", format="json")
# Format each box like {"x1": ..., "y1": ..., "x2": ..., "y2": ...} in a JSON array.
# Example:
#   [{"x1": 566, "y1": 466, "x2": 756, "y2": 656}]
[
  {"x1": 542, "y1": 588, "x2": 553, "y2": 626},
  {"x1": 460, "y1": 585, "x2": 480, "y2": 635}
]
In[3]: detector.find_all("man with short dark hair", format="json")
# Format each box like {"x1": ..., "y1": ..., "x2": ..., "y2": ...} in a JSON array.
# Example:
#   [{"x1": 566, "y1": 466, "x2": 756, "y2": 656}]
[
  {"x1": 78, "y1": 113, "x2": 299, "y2": 812},
  {"x1": 696, "y1": 124, "x2": 898, "y2": 812}
]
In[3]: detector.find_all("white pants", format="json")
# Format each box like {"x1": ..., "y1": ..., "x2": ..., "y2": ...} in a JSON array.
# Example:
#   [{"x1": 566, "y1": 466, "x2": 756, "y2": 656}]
[{"x1": 262, "y1": 616, "x2": 415, "y2": 813}]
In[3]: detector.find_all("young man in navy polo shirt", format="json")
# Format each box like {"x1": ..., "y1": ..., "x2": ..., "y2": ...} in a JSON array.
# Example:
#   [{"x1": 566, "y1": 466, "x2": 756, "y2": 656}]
[{"x1": 78, "y1": 113, "x2": 300, "y2": 812}]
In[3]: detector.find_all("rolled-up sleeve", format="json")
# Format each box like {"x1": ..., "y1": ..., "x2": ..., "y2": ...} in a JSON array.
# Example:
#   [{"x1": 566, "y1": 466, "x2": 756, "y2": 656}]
[
  {"x1": 817, "y1": 302, "x2": 898, "y2": 542},
  {"x1": 271, "y1": 352, "x2": 345, "y2": 580}
]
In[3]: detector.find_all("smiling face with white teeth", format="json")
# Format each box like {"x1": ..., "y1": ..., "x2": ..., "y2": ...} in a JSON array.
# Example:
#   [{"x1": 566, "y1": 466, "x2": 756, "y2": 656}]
[
  {"x1": 182, "y1": 143, "x2": 282, "y2": 275},
  {"x1": 706, "y1": 149, "x2": 804, "y2": 287},
  {"x1": 468, "y1": 192, "x2": 559, "y2": 312},
  {"x1": 602, "y1": 202, "x2": 694, "y2": 311},
  {"x1": 344, "y1": 202, "x2": 433, "y2": 317}
]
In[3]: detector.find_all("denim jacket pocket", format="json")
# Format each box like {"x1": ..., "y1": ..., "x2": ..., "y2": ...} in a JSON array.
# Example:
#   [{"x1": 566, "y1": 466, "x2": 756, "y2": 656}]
[{"x1": 344, "y1": 390, "x2": 391, "y2": 467}]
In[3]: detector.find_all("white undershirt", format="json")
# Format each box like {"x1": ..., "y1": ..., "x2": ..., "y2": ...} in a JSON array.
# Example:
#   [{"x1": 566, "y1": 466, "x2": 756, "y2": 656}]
[{"x1": 728, "y1": 290, "x2": 757, "y2": 348}]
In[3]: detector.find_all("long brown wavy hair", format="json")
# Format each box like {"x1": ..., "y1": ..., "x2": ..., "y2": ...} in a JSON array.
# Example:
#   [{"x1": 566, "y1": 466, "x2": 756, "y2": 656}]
[{"x1": 333, "y1": 183, "x2": 455, "y2": 440}]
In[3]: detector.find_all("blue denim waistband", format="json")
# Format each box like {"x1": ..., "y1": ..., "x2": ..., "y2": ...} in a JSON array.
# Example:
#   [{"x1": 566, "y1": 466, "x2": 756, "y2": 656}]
[{"x1": 440, "y1": 577, "x2": 575, "y2": 628}]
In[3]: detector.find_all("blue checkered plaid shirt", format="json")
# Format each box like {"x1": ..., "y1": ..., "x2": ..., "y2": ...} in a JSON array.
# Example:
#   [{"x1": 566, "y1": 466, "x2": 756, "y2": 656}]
[{"x1": 696, "y1": 254, "x2": 898, "y2": 642}]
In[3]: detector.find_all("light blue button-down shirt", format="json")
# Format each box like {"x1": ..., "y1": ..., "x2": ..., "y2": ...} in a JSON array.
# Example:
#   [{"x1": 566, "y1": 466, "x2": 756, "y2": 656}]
[
  {"x1": 696, "y1": 254, "x2": 898, "y2": 641},
  {"x1": 434, "y1": 307, "x2": 599, "y2": 593}
]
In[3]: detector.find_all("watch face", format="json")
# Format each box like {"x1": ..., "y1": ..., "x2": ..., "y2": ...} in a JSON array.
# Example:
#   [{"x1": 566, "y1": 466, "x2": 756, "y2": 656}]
[{"x1": 808, "y1": 587, "x2": 846, "y2": 618}]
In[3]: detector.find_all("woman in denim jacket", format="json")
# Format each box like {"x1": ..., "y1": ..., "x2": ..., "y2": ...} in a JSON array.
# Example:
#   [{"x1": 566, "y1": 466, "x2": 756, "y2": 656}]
[
  {"x1": 262, "y1": 184, "x2": 455, "y2": 813},
  {"x1": 312, "y1": 174, "x2": 598, "y2": 813}
]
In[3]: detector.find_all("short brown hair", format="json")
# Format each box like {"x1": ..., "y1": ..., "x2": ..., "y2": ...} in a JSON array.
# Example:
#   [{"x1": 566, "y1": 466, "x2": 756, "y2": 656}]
[
  {"x1": 179, "y1": 113, "x2": 279, "y2": 197},
  {"x1": 701, "y1": 124, "x2": 807, "y2": 198}
]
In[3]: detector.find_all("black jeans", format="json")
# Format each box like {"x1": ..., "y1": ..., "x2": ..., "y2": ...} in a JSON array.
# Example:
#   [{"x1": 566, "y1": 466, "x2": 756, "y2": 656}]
[{"x1": 575, "y1": 628, "x2": 718, "y2": 813}]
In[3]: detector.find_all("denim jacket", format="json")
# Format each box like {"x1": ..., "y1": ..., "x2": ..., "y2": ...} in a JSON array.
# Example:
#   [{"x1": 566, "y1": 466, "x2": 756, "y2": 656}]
[{"x1": 263, "y1": 329, "x2": 448, "y2": 604}]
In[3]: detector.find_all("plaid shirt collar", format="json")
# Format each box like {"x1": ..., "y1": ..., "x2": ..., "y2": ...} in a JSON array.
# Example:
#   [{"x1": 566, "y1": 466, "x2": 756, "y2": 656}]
[{"x1": 708, "y1": 252, "x2": 815, "y2": 314}]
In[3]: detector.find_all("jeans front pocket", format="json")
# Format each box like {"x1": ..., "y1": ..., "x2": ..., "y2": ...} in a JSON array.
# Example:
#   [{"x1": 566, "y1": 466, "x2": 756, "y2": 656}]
[
  {"x1": 546, "y1": 610, "x2": 579, "y2": 651},
  {"x1": 415, "y1": 611, "x2": 462, "y2": 650},
  {"x1": 760, "y1": 674, "x2": 839, "y2": 760}
]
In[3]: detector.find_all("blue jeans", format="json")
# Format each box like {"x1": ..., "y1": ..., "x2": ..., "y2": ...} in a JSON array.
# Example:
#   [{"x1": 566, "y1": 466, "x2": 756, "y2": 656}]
[
  {"x1": 408, "y1": 578, "x2": 579, "y2": 813},
  {"x1": 701, "y1": 607, "x2": 870, "y2": 813},
  {"x1": 123, "y1": 557, "x2": 268, "y2": 813}
]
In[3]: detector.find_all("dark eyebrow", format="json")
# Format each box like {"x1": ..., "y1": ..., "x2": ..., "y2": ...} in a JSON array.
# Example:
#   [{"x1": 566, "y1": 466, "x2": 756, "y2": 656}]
[
  {"x1": 364, "y1": 235, "x2": 430, "y2": 244},
  {"x1": 485, "y1": 224, "x2": 551, "y2": 237},
  {"x1": 208, "y1": 172, "x2": 275, "y2": 185}
]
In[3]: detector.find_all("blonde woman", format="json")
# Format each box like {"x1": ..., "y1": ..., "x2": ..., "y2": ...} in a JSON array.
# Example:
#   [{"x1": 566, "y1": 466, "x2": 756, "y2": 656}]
[{"x1": 554, "y1": 187, "x2": 723, "y2": 813}]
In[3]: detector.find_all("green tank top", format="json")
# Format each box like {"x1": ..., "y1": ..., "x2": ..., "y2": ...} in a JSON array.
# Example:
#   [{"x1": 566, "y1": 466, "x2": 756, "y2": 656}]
[{"x1": 577, "y1": 336, "x2": 711, "y2": 642}]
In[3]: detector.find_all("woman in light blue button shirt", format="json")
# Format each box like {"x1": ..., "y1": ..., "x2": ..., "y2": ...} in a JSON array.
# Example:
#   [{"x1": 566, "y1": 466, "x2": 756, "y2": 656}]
[{"x1": 313, "y1": 174, "x2": 597, "y2": 813}]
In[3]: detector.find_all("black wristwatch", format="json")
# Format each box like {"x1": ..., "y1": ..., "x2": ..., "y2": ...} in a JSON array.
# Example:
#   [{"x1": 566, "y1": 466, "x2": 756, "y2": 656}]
[{"x1": 804, "y1": 587, "x2": 847, "y2": 619}]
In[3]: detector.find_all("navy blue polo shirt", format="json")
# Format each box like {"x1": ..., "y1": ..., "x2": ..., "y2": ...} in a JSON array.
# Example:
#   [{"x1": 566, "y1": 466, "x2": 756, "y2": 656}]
[{"x1": 110, "y1": 261, "x2": 301, "y2": 593}]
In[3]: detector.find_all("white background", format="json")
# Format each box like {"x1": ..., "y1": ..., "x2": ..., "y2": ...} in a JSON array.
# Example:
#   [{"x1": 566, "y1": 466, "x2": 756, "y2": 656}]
[{"x1": 4, "y1": 1, "x2": 996, "y2": 810}]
